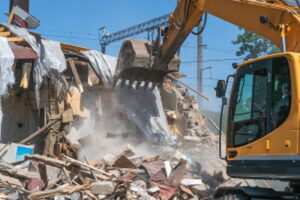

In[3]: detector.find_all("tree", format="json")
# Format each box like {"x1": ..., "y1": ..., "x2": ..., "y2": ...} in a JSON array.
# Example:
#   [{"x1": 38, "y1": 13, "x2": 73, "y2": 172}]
[{"x1": 232, "y1": 29, "x2": 280, "y2": 61}]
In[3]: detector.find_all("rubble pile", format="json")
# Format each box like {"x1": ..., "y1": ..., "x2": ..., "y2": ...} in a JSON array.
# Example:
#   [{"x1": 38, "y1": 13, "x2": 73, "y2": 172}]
[
  {"x1": 0, "y1": 74, "x2": 236, "y2": 199},
  {"x1": 159, "y1": 78, "x2": 245, "y2": 194},
  {"x1": 161, "y1": 78, "x2": 211, "y2": 142},
  {"x1": 0, "y1": 144, "x2": 211, "y2": 200},
  {"x1": 0, "y1": 24, "x2": 254, "y2": 199}
]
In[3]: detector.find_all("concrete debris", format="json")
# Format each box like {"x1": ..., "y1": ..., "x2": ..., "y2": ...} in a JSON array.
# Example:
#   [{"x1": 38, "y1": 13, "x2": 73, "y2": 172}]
[
  {"x1": 181, "y1": 179, "x2": 203, "y2": 186},
  {"x1": 0, "y1": 148, "x2": 213, "y2": 199},
  {"x1": 90, "y1": 181, "x2": 115, "y2": 195}
]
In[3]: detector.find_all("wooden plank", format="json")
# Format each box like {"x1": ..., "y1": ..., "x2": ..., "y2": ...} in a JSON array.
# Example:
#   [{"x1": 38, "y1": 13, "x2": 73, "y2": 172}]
[
  {"x1": 7, "y1": 6, "x2": 16, "y2": 24},
  {"x1": 61, "y1": 43, "x2": 89, "y2": 53},
  {"x1": 28, "y1": 184, "x2": 91, "y2": 200},
  {"x1": 167, "y1": 74, "x2": 211, "y2": 101},
  {"x1": 0, "y1": 32, "x2": 11, "y2": 37},
  {"x1": 207, "y1": 117, "x2": 224, "y2": 135},
  {"x1": 20, "y1": 62, "x2": 32, "y2": 88},
  {"x1": 7, "y1": 37, "x2": 24, "y2": 42},
  {"x1": 84, "y1": 156, "x2": 98, "y2": 180},
  {"x1": 68, "y1": 58, "x2": 84, "y2": 93},
  {"x1": 63, "y1": 155, "x2": 112, "y2": 177},
  {"x1": 25, "y1": 154, "x2": 70, "y2": 169},
  {"x1": 19, "y1": 119, "x2": 59, "y2": 144}
]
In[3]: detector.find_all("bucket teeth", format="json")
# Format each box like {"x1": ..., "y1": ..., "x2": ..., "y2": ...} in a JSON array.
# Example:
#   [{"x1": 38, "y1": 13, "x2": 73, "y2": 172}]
[
  {"x1": 113, "y1": 78, "x2": 119, "y2": 88},
  {"x1": 113, "y1": 39, "x2": 180, "y2": 91},
  {"x1": 136, "y1": 80, "x2": 142, "y2": 90},
  {"x1": 150, "y1": 82, "x2": 157, "y2": 91},
  {"x1": 128, "y1": 80, "x2": 134, "y2": 89},
  {"x1": 143, "y1": 81, "x2": 150, "y2": 90},
  {"x1": 120, "y1": 79, "x2": 127, "y2": 88}
]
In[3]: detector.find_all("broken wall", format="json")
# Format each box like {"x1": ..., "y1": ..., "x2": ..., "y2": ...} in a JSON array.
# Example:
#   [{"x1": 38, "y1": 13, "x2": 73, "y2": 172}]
[{"x1": 0, "y1": 59, "x2": 49, "y2": 152}]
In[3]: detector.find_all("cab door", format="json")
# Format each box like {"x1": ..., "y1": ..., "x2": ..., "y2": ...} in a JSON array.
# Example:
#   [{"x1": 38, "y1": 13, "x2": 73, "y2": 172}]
[{"x1": 228, "y1": 59, "x2": 271, "y2": 148}]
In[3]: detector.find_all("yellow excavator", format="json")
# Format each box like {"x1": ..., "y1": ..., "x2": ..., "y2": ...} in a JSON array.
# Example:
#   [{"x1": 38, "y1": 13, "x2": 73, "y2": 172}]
[{"x1": 114, "y1": 0, "x2": 300, "y2": 199}]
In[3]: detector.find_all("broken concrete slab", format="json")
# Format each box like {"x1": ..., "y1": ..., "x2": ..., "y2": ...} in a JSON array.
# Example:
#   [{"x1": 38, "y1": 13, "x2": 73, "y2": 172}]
[
  {"x1": 0, "y1": 143, "x2": 34, "y2": 163},
  {"x1": 90, "y1": 181, "x2": 115, "y2": 195}
]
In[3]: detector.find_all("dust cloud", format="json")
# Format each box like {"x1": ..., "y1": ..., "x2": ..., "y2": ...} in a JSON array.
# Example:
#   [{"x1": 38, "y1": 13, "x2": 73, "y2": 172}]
[{"x1": 67, "y1": 88, "x2": 158, "y2": 161}]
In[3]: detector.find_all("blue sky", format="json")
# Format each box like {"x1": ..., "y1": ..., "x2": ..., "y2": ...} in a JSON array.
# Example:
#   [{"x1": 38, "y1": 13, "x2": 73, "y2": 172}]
[{"x1": 0, "y1": 0, "x2": 244, "y2": 111}]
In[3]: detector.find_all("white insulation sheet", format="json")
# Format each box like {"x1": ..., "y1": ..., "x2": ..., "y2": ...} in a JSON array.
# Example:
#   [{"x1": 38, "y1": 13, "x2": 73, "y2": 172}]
[
  {"x1": 0, "y1": 37, "x2": 15, "y2": 140},
  {"x1": 82, "y1": 50, "x2": 116, "y2": 85},
  {"x1": 0, "y1": 37, "x2": 15, "y2": 96},
  {"x1": 2, "y1": 24, "x2": 66, "y2": 104}
]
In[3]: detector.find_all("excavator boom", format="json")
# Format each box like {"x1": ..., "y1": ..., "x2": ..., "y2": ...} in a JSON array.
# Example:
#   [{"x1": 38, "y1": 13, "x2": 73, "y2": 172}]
[{"x1": 114, "y1": 0, "x2": 300, "y2": 88}]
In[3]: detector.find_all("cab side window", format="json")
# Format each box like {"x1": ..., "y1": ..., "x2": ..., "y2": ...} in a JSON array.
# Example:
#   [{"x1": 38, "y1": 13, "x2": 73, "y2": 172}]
[{"x1": 271, "y1": 58, "x2": 291, "y2": 130}]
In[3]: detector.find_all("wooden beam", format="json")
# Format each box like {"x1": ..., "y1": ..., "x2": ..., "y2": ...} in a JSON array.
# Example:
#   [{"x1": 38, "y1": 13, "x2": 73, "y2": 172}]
[
  {"x1": 63, "y1": 155, "x2": 112, "y2": 177},
  {"x1": 28, "y1": 184, "x2": 90, "y2": 200},
  {"x1": 167, "y1": 74, "x2": 211, "y2": 102},
  {"x1": 7, "y1": 37, "x2": 24, "y2": 42},
  {"x1": 0, "y1": 32, "x2": 11, "y2": 37},
  {"x1": 207, "y1": 117, "x2": 224, "y2": 135},
  {"x1": 25, "y1": 154, "x2": 70, "y2": 169},
  {"x1": 19, "y1": 119, "x2": 60, "y2": 144},
  {"x1": 68, "y1": 58, "x2": 84, "y2": 92},
  {"x1": 61, "y1": 43, "x2": 89, "y2": 53},
  {"x1": 7, "y1": 6, "x2": 16, "y2": 24},
  {"x1": 0, "y1": 32, "x2": 10, "y2": 37},
  {"x1": 20, "y1": 62, "x2": 32, "y2": 89}
]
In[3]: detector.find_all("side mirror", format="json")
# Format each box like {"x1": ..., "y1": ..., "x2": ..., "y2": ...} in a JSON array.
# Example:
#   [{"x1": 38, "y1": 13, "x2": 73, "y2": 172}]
[{"x1": 215, "y1": 80, "x2": 226, "y2": 98}]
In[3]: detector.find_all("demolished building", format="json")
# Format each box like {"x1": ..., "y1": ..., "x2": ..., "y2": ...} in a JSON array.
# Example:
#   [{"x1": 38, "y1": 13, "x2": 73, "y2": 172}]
[{"x1": 0, "y1": 22, "x2": 237, "y2": 199}]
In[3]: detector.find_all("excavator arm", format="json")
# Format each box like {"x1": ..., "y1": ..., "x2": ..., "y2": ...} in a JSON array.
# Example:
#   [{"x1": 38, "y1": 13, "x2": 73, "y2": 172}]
[
  {"x1": 158, "y1": 0, "x2": 300, "y2": 69},
  {"x1": 114, "y1": 0, "x2": 300, "y2": 87}
]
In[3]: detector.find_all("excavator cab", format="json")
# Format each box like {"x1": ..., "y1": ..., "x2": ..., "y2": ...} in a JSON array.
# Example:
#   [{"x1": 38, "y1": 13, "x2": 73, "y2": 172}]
[
  {"x1": 213, "y1": 52, "x2": 300, "y2": 198},
  {"x1": 217, "y1": 52, "x2": 300, "y2": 181}
]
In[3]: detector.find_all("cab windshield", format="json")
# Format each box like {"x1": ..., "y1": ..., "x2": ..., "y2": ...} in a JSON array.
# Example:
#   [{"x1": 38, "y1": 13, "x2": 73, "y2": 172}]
[{"x1": 228, "y1": 57, "x2": 291, "y2": 147}]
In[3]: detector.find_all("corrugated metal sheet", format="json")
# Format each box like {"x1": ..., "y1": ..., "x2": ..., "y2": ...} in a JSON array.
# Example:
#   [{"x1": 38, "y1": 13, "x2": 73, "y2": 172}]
[{"x1": 8, "y1": 42, "x2": 37, "y2": 60}]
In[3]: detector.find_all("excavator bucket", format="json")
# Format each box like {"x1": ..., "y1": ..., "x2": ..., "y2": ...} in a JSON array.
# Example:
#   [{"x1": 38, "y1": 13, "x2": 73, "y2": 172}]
[{"x1": 113, "y1": 39, "x2": 180, "y2": 89}]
